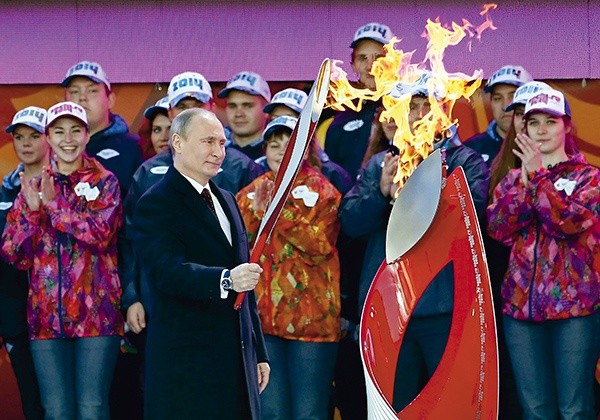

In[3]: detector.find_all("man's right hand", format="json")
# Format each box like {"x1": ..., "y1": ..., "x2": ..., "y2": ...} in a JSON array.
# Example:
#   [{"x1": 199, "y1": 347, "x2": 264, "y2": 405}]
[
  {"x1": 230, "y1": 263, "x2": 263, "y2": 292},
  {"x1": 126, "y1": 302, "x2": 146, "y2": 334}
]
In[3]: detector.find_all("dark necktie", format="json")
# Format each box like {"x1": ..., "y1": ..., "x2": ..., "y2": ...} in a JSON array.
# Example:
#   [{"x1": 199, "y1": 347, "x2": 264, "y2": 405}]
[{"x1": 200, "y1": 188, "x2": 217, "y2": 217}]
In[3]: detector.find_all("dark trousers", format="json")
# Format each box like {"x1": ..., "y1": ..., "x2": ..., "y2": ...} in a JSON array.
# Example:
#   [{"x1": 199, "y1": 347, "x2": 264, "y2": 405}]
[
  {"x1": 2, "y1": 333, "x2": 43, "y2": 420},
  {"x1": 392, "y1": 314, "x2": 452, "y2": 412},
  {"x1": 331, "y1": 335, "x2": 367, "y2": 420},
  {"x1": 495, "y1": 307, "x2": 523, "y2": 420},
  {"x1": 110, "y1": 331, "x2": 145, "y2": 420}
]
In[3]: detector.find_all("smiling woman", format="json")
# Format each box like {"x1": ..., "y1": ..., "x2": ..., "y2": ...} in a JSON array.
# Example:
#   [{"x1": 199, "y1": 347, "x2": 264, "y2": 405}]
[
  {"x1": 46, "y1": 117, "x2": 89, "y2": 174},
  {"x1": 1, "y1": 101, "x2": 124, "y2": 420}
]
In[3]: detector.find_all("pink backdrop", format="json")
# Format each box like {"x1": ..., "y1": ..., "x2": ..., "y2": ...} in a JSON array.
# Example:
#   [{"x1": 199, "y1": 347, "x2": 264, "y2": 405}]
[
  {"x1": 1, "y1": 2, "x2": 600, "y2": 419},
  {"x1": 0, "y1": 1, "x2": 598, "y2": 84}
]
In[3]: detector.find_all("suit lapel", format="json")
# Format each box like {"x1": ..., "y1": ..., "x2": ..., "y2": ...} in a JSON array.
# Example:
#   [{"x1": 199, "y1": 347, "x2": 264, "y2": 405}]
[
  {"x1": 210, "y1": 181, "x2": 248, "y2": 264},
  {"x1": 168, "y1": 168, "x2": 232, "y2": 250}
]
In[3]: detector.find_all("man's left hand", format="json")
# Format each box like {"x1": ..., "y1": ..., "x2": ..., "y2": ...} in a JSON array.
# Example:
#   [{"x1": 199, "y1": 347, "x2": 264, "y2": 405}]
[{"x1": 257, "y1": 362, "x2": 270, "y2": 394}]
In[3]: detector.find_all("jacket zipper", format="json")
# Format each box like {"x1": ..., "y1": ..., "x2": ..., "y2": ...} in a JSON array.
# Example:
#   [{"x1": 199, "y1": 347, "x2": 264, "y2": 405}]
[
  {"x1": 57, "y1": 236, "x2": 65, "y2": 337},
  {"x1": 528, "y1": 223, "x2": 541, "y2": 321}
]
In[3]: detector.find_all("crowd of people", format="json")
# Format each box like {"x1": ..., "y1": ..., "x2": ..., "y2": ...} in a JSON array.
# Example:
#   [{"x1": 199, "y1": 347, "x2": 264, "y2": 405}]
[{"x1": 0, "y1": 20, "x2": 598, "y2": 420}]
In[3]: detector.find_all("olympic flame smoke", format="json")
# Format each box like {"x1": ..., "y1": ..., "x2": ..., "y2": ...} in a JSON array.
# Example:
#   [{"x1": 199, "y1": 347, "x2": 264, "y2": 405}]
[{"x1": 328, "y1": 4, "x2": 497, "y2": 190}]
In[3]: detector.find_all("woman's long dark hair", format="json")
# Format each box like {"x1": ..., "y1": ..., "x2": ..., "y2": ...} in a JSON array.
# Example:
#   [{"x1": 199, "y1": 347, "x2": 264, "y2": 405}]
[
  {"x1": 362, "y1": 106, "x2": 392, "y2": 166},
  {"x1": 137, "y1": 118, "x2": 156, "y2": 161},
  {"x1": 488, "y1": 123, "x2": 520, "y2": 202}
]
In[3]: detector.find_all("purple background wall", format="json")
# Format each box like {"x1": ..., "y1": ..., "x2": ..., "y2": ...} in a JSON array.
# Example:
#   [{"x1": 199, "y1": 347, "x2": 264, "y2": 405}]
[{"x1": 0, "y1": 0, "x2": 598, "y2": 84}]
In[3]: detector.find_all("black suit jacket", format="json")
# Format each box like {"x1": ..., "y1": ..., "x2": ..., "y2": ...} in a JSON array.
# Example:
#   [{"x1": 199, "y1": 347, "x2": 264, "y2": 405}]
[{"x1": 130, "y1": 166, "x2": 268, "y2": 419}]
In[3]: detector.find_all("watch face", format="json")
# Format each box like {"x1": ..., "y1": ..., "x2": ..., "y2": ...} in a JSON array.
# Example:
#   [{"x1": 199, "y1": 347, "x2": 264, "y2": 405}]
[{"x1": 222, "y1": 278, "x2": 233, "y2": 291}]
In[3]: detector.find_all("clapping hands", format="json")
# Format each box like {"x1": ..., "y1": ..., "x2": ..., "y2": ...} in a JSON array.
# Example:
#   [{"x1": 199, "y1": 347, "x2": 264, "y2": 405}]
[
  {"x1": 380, "y1": 152, "x2": 400, "y2": 198},
  {"x1": 20, "y1": 167, "x2": 56, "y2": 211},
  {"x1": 513, "y1": 133, "x2": 543, "y2": 187}
]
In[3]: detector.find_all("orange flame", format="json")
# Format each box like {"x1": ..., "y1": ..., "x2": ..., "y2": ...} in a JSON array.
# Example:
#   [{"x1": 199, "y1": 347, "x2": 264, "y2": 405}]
[
  {"x1": 328, "y1": 39, "x2": 411, "y2": 112},
  {"x1": 327, "y1": 4, "x2": 497, "y2": 190}
]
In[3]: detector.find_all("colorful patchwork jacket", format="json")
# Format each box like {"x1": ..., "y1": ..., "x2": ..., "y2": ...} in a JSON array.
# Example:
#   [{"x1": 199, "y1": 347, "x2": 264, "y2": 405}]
[
  {"x1": 487, "y1": 153, "x2": 600, "y2": 322},
  {"x1": 1, "y1": 156, "x2": 124, "y2": 340},
  {"x1": 236, "y1": 165, "x2": 342, "y2": 342}
]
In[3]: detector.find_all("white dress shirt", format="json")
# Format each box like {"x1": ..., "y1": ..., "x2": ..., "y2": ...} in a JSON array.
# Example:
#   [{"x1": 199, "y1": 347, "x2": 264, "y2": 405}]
[{"x1": 181, "y1": 173, "x2": 233, "y2": 299}]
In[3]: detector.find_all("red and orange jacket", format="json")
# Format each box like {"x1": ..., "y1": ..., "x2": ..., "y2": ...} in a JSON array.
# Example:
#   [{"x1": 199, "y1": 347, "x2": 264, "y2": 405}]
[
  {"x1": 1, "y1": 156, "x2": 124, "y2": 340},
  {"x1": 487, "y1": 153, "x2": 600, "y2": 322},
  {"x1": 236, "y1": 165, "x2": 341, "y2": 342}
]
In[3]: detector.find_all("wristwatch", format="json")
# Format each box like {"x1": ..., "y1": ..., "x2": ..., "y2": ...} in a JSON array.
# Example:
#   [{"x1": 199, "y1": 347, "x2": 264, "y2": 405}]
[{"x1": 221, "y1": 270, "x2": 233, "y2": 291}]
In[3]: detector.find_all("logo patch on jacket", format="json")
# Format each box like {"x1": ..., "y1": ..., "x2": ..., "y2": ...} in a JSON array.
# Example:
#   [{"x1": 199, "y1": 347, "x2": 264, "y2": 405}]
[
  {"x1": 343, "y1": 119, "x2": 364, "y2": 132},
  {"x1": 150, "y1": 166, "x2": 169, "y2": 175},
  {"x1": 0, "y1": 201, "x2": 13, "y2": 211},
  {"x1": 554, "y1": 178, "x2": 576, "y2": 196},
  {"x1": 74, "y1": 182, "x2": 100, "y2": 201},
  {"x1": 96, "y1": 149, "x2": 120, "y2": 160},
  {"x1": 291, "y1": 185, "x2": 319, "y2": 207}
]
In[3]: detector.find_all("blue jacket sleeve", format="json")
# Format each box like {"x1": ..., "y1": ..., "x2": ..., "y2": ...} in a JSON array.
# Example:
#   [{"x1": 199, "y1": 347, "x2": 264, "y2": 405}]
[{"x1": 340, "y1": 153, "x2": 392, "y2": 238}]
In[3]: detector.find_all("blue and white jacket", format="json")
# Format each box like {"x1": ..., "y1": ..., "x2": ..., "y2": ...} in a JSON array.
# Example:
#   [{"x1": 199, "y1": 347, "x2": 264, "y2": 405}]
[
  {"x1": 86, "y1": 113, "x2": 143, "y2": 197},
  {"x1": 463, "y1": 120, "x2": 503, "y2": 167}
]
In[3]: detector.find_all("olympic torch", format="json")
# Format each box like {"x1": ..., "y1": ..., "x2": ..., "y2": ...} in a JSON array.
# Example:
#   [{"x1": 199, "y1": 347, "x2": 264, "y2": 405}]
[{"x1": 234, "y1": 58, "x2": 331, "y2": 309}]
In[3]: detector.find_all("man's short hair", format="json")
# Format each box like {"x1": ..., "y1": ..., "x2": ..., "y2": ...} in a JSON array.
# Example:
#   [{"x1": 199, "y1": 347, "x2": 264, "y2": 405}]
[{"x1": 169, "y1": 108, "x2": 215, "y2": 152}]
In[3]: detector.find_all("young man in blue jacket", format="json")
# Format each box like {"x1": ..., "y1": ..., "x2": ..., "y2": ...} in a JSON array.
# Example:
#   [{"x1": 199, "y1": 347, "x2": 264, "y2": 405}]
[
  {"x1": 340, "y1": 74, "x2": 490, "y2": 411},
  {"x1": 464, "y1": 64, "x2": 532, "y2": 166},
  {"x1": 63, "y1": 60, "x2": 143, "y2": 196},
  {"x1": 218, "y1": 71, "x2": 271, "y2": 161}
]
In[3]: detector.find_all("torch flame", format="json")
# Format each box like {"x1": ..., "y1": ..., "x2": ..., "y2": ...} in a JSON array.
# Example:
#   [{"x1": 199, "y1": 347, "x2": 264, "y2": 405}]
[
  {"x1": 328, "y1": 38, "x2": 412, "y2": 112},
  {"x1": 328, "y1": 4, "x2": 497, "y2": 191}
]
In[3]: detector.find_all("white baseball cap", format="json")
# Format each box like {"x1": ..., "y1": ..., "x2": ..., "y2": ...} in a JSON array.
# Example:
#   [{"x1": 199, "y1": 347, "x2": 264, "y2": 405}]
[
  {"x1": 505, "y1": 81, "x2": 552, "y2": 112},
  {"x1": 167, "y1": 72, "x2": 212, "y2": 108},
  {"x1": 263, "y1": 88, "x2": 308, "y2": 115},
  {"x1": 524, "y1": 88, "x2": 571, "y2": 118},
  {"x1": 262, "y1": 116, "x2": 298, "y2": 140},
  {"x1": 350, "y1": 22, "x2": 393, "y2": 48},
  {"x1": 6, "y1": 106, "x2": 47, "y2": 134},
  {"x1": 218, "y1": 71, "x2": 271, "y2": 102},
  {"x1": 46, "y1": 101, "x2": 88, "y2": 130},
  {"x1": 62, "y1": 61, "x2": 111, "y2": 91},
  {"x1": 388, "y1": 71, "x2": 445, "y2": 100},
  {"x1": 484, "y1": 65, "x2": 532, "y2": 93},
  {"x1": 144, "y1": 96, "x2": 170, "y2": 121}
]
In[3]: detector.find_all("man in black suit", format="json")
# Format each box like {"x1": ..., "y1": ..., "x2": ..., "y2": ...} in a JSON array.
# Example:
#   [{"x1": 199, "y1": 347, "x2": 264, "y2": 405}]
[{"x1": 130, "y1": 108, "x2": 270, "y2": 419}]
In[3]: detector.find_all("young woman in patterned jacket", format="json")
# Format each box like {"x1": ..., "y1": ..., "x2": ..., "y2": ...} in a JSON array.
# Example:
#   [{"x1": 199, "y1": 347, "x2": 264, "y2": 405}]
[
  {"x1": 237, "y1": 116, "x2": 341, "y2": 419},
  {"x1": 2, "y1": 101, "x2": 124, "y2": 420},
  {"x1": 487, "y1": 88, "x2": 600, "y2": 419}
]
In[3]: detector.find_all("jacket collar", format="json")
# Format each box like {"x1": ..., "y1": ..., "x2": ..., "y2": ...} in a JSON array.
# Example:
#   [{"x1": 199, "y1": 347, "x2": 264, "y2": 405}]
[{"x1": 168, "y1": 167, "x2": 234, "y2": 251}]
